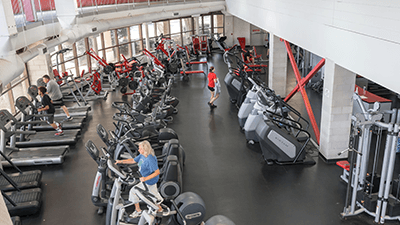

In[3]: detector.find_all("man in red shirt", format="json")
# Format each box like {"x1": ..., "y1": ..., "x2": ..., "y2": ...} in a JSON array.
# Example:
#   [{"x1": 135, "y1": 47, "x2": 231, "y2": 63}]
[{"x1": 207, "y1": 66, "x2": 219, "y2": 108}]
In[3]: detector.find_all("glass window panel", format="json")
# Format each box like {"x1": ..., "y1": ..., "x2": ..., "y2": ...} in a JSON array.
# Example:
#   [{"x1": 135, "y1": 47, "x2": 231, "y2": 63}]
[
  {"x1": 194, "y1": 17, "x2": 201, "y2": 35},
  {"x1": 97, "y1": 35, "x2": 103, "y2": 50},
  {"x1": 130, "y1": 25, "x2": 140, "y2": 40},
  {"x1": 203, "y1": 15, "x2": 211, "y2": 34},
  {"x1": 105, "y1": 47, "x2": 117, "y2": 63},
  {"x1": 12, "y1": 81, "x2": 27, "y2": 102},
  {"x1": 156, "y1": 21, "x2": 169, "y2": 36},
  {"x1": 0, "y1": 93, "x2": 12, "y2": 113},
  {"x1": 64, "y1": 60, "x2": 75, "y2": 75},
  {"x1": 182, "y1": 18, "x2": 192, "y2": 33},
  {"x1": 148, "y1": 23, "x2": 155, "y2": 38},
  {"x1": 182, "y1": 32, "x2": 192, "y2": 46},
  {"x1": 103, "y1": 30, "x2": 116, "y2": 48},
  {"x1": 131, "y1": 40, "x2": 143, "y2": 56},
  {"x1": 117, "y1": 28, "x2": 128, "y2": 44},
  {"x1": 214, "y1": 28, "x2": 224, "y2": 35},
  {"x1": 61, "y1": 43, "x2": 74, "y2": 61},
  {"x1": 50, "y1": 45, "x2": 60, "y2": 67},
  {"x1": 119, "y1": 43, "x2": 130, "y2": 59},
  {"x1": 117, "y1": 28, "x2": 129, "y2": 58},
  {"x1": 170, "y1": 34, "x2": 181, "y2": 46},
  {"x1": 213, "y1": 15, "x2": 224, "y2": 28},
  {"x1": 76, "y1": 38, "x2": 86, "y2": 56},
  {"x1": 170, "y1": 19, "x2": 180, "y2": 34},
  {"x1": 78, "y1": 55, "x2": 89, "y2": 74},
  {"x1": 148, "y1": 37, "x2": 156, "y2": 51}
]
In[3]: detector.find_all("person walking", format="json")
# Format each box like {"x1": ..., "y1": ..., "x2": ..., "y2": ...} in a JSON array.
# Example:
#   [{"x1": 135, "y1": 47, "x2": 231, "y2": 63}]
[
  {"x1": 42, "y1": 75, "x2": 73, "y2": 121},
  {"x1": 37, "y1": 86, "x2": 64, "y2": 136},
  {"x1": 207, "y1": 66, "x2": 219, "y2": 108}
]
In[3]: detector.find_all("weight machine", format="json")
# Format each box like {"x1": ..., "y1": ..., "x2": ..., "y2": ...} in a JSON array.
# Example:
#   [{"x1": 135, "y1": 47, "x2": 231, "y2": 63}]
[{"x1": 340, "y1": 93, "x2": 400, "y2": 224}]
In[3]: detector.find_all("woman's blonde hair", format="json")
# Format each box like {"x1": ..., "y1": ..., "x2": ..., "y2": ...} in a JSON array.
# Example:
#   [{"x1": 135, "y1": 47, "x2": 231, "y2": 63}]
[{"x1": 139, "y1": 140, "x2": 155, "y2": 156}]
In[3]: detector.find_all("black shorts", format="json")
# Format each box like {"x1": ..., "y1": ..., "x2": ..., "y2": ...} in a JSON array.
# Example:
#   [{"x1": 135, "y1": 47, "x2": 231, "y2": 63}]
[
  {"x1": 43, "y1": 114, "x2": 54, "y2": 124},
  {"x1": 208, "y1": 86, "x2": 215, "y2": 92},
  {"x1": 53, "y1": 98, "x2": 65, "y2": 107}
]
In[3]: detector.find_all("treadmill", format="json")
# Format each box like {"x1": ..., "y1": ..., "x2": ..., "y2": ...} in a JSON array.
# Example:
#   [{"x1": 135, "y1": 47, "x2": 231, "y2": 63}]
[
  {"x1": 27, "y1": 85, "x2": 91, "y2": 118},
  {"x1": 15, "y1": 96, "x2": 85, "y2": 131},
  {"x1": 0, "y1": 151, "x2": 42, "y2": 192},
  {"x1": 0, "y1": 110, "x2": 69, "y2": 167},
  {"x1": 1, "y1": 156, "x2": 42, "y2": 217}
]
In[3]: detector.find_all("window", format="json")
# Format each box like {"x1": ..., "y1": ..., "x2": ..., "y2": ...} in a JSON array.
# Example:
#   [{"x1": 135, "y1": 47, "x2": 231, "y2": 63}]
[
  {"x1": 130, "y1": 25, "x2": 143, "y2": 55},
  {"x1": 170, "y1": 19, "x2": 181, "y2": 34},
  {"x1": 76, "y1": 38, "x2": 88, "y2": 74},
  {"x1": 0, "y1": 93, "x2": 13, "y2": 114},
  {"x1": 182, "y1": 18, "x2": 193, "y2": 45},
  {"x1": 170, "y1": 19, "x2": 182, "y2": 45},
  {"x1": 156, "y1": 21, "x2": 169, "y2": 37},
  {"x1": 213, "y1": 14, "x2": 224, "y2": 35},
  {"x1": 117, "y1": 28, "x2": 130, "y2": 59},
  {"x1": 103, "y1": 30, "x2": 117, "y2": 62},
  {"x1": 203, "y1": 15, "x2": 211, "y2": 34},
  {"x1": 182, "y1": 18, "x2": 192, "y2": 33},
  {"x1": 193, "y1": 17, "x2": 203, "y2": 34}
]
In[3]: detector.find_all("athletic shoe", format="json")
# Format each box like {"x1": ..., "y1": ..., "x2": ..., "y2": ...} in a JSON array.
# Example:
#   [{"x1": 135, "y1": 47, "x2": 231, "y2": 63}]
[
  {"x1": 129, "y1": 211, "x2": 142, "y2": 218},
  {"x1": 55, "y1": 131, "x2": 64, "y2": 136},
  {"x1": 207, "y1": 102, "x2": 211, "y2": 106},
  {"x1": 211, "y1": 104, "x2": 217, "y2": 108},
  {"x1": 67, "y1": 116, "x2": 73, "y2": 121}
]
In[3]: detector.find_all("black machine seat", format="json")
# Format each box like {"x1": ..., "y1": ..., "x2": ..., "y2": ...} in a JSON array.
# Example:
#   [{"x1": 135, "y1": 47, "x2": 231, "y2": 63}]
[
  {"x1": 158, "y1": 155, "x2": 182, "y2": 200},
  {"x1": 16, "y1": 129, "x2": 80, "y2": 147},
  {"x1": 4, "y1": 188, "x2": 42, "y2": 217},
  {"x1": 0, "y1": 170, "x2": 42, "y2": 192}
]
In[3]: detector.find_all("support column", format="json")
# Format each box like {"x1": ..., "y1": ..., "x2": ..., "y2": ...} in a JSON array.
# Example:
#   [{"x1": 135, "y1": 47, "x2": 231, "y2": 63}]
[
  {"x1": 320, "y1": 59, "x2": 356, "y2": 160},
  {"x1": 268, "y1": 33, "x2": 287, "y2": 96},
  {"x1": 224, "y1": 15, "x2": 233, "y2": 46}
]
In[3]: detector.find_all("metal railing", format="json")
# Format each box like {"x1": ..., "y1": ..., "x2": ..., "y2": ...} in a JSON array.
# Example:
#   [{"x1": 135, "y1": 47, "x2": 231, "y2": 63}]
[{"x1": 10, "y1": 0, "x2": 223, "y2": 29}]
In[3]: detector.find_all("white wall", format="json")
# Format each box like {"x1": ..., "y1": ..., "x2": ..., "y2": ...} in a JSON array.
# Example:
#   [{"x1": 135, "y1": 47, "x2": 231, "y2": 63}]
[
  {"x1": 233, "y1": 16, "x2": 250, "y2": 46},
  {"x1": 225, "y1": 0, "x2": 400, "y2": 94}
]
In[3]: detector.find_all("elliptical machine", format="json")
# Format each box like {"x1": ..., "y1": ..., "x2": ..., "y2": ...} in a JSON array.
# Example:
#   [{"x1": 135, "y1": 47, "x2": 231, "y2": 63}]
[
  {"x1": 102, "y1": 146, "x2": 203, "y2": 225},
  {"x1": 223, "y1": 46, "x2": 254, "y2": 107}
]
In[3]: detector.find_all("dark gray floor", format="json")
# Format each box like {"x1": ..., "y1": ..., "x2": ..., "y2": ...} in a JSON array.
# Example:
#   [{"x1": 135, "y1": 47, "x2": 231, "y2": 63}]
[{"x1": 8, "y1": 50, "x2": 400, "y2": 225}]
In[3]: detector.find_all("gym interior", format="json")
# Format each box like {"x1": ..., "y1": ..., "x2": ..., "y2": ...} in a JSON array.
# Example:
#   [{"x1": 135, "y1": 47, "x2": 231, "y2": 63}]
[{"x1": 1, "y1": 1, "x2": 400, "y2": 225}]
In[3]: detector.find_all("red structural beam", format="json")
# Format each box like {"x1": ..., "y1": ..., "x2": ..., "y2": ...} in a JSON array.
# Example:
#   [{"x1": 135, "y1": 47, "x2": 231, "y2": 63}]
[
  {"x1": 284, "y1": 58, "x2": 325, "y2": 102},
  {"x1": 283, "y1": 40, "x2": 320, "y2": 143}
]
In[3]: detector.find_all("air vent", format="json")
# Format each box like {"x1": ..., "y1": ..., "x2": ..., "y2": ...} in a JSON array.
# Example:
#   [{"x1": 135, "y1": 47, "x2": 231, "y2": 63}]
[{"x1": 92, "y1": 27, "x2": 98, "y2": 33}]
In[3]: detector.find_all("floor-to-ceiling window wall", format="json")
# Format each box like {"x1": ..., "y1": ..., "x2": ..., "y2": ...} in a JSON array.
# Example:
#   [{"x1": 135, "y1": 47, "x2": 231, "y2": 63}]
[{"x1": 1, "y1": 12, "x2": 224, "y2": 115}]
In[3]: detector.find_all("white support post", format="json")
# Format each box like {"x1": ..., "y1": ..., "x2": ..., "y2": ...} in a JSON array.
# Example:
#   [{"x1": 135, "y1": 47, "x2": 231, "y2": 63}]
[
  {"x1": 319, "y1": 59, "x2": 356, "y2": 160},
  {"x1": 268, "y1": 33, "x2": 287, "y2": 97}
]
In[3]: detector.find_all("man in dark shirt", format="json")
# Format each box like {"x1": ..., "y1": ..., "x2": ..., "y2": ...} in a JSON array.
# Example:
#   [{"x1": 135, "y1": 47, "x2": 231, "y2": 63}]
[
  {"x1": 37, "y1": 86, "x2": 63, "y2": 136},
  {"x1": 244, "y1": 49, "x2": 255, "y2": 64}
]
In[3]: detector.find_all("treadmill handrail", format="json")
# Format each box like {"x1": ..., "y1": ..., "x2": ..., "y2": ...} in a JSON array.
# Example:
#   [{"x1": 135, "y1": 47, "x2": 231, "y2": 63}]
[{"x1": 0, "y1": 169, "x2": 21, "y2": 191}]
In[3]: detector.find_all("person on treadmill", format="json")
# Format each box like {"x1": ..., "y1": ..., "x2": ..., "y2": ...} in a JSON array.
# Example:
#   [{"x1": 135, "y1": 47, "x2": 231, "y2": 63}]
[
  {"x1": 42, "y1": 75, "x2": 73, "y2": 121},
  {"x1": 116, "y1": 140, "x2": 163, "y2": 218},
  {"x1": 244, "y1": 49, "x2": 255, "y2": 64},
  {"x1": 37, "y1": 86, "x2": 64, "y2": 136}
]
